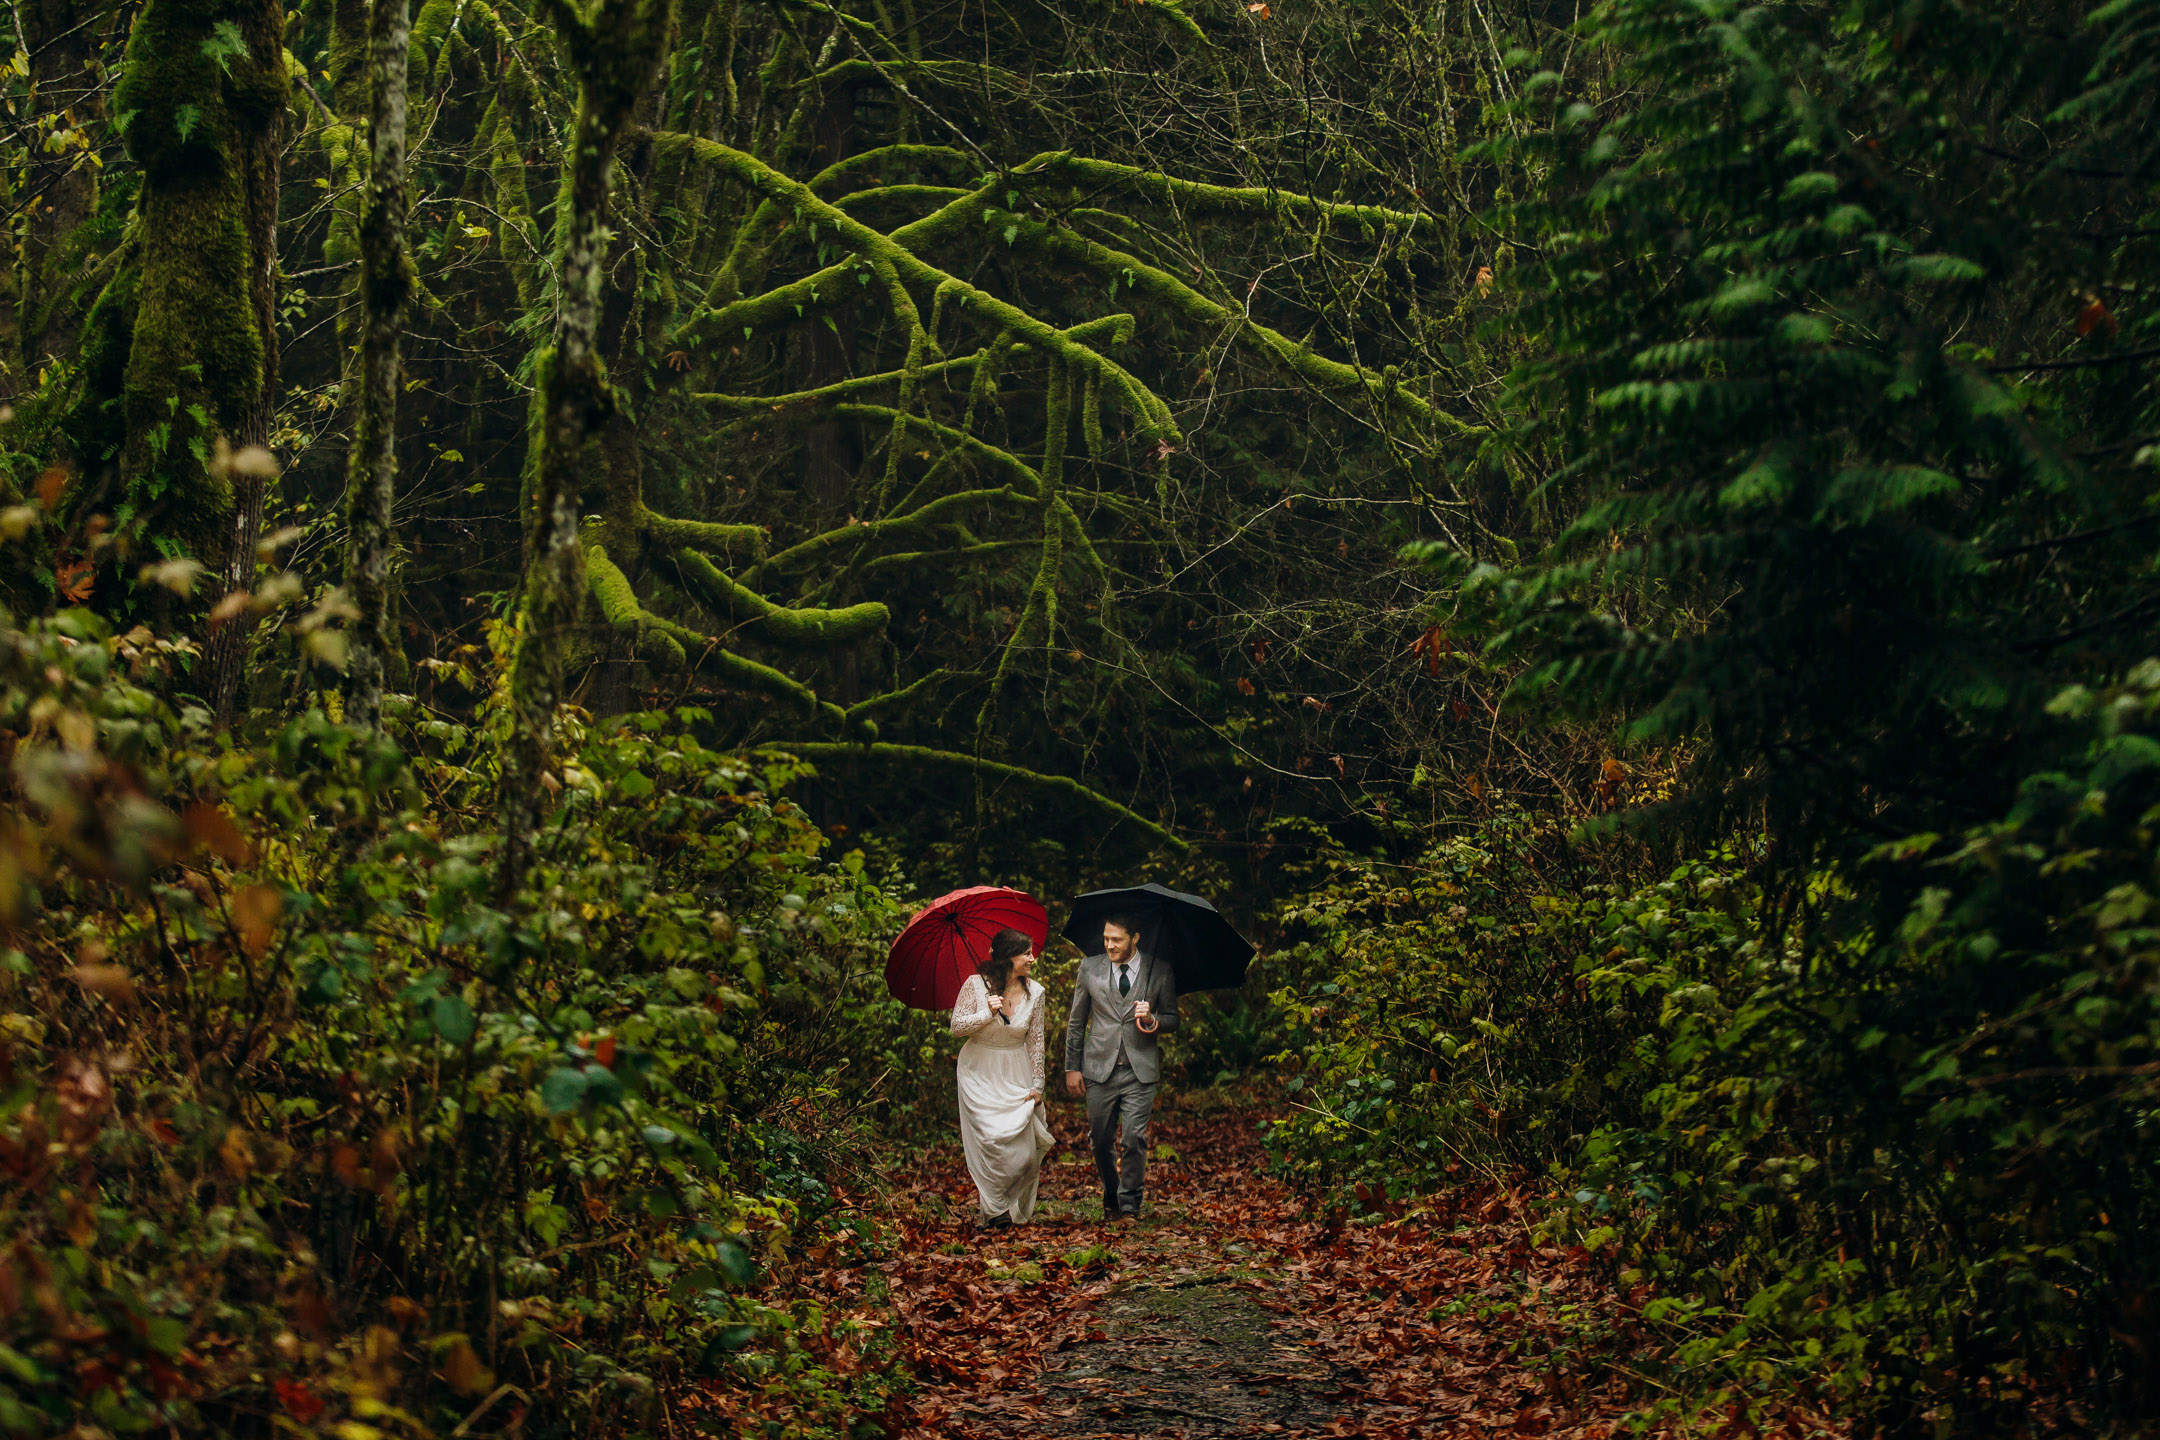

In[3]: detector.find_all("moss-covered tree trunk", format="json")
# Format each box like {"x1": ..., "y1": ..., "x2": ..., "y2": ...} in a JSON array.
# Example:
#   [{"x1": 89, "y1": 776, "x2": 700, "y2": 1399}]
[
  {"x1": 342, "y1": 0, "x2": 415, "y2": 730},
  {"x1": 496, "y1": 0, "x2": 675, "y2": 898},
  {"x1": 110, "y1": 0, "x2": 286, "y2": 724}
]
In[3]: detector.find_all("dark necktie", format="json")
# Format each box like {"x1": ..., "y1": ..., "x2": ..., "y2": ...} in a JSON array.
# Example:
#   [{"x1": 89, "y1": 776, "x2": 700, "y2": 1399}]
[{"x1": 1117, "y1": 964, "x2": 1131, "y2": 997}]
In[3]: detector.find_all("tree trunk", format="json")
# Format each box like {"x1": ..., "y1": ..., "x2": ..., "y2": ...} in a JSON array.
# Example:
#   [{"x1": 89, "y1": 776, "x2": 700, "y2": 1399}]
[
  {"x1": 110, "y1": 0, "x2": 287, "y2": 725},
  {"x1": 206, "y1": 0, "x2": 290, "y2": 727},
  {"x1": 342, "y1": 0, "x2": 416, "y2": 730},
  {"x1": 497, "y1": 0, "x2": 675, "y2": 899}
]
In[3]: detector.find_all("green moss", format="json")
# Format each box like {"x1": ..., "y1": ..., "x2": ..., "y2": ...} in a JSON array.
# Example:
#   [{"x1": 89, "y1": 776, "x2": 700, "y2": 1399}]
[
  {"x1": 458, "y1": 4, "x2": 536, "y2": 106},
  {"x1": 108, "y1": 0, "x2": 285, "y2": 555},
  {"x1": 587, "y1": 544, "x2": 689, "y2": 669},
  {"x1": 63, "y1": 260, "x2": 141, "y2": 473},
  {"x1": 409, "y1": 0, "x2": 458, "y2": 76},
  {"x1": 486, "y1": 104, "x2": 542, "y2": 309},
  {"x1": 642, "y1": 509, "x2": 766, "y2": 559},
  {"x1": 121, "y1": 177, "x2": 256, "y2": 542},
  {"x1": 326, "y1": 0, "x2": 367, "y2": 113},
  {"x1": 668, "y1": 135, "x2": 1175, "y2": 443},
  {"x1": 673, "y1": 549, "x2": 889, "y2": 648},
  {"x1": 318, "y1": 122, "x2": 362, "y2": 268},
  {"x1": 746, "y1": 483, "x2": 1034, "y2": 582}
]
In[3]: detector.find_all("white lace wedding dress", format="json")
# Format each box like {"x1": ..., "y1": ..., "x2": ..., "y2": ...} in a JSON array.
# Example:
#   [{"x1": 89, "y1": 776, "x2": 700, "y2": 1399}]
[{"x1": 950, "y1": 973, "x2": 1055, "y2": 1222}]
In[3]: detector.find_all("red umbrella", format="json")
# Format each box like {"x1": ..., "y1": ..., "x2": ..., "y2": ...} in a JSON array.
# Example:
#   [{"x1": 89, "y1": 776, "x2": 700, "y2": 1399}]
[{"x1": 885, "y1": 885, "x2": 1050, "y2": 1011}]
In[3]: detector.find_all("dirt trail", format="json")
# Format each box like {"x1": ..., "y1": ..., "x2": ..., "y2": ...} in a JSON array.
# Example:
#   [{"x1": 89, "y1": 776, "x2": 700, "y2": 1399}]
[{"x1": 864, "y1": 1097, "x2": 1653, "y2": 1440}]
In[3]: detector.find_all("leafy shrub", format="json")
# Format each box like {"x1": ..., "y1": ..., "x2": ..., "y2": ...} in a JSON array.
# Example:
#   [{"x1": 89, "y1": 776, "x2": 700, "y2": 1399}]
[
  {"x1": 1562, "y1": 664, "x2": 2160, "y2": 1429},
  {"x1": 1274, "y1": 661, "x2": 2160, "y2": 1426},
  {"x1": 0, "y1": 595, "x2": 915, "y2": 1437},
  {"x1": 1261, "y1": 807, "x2": 1662, "y2": 1196}
]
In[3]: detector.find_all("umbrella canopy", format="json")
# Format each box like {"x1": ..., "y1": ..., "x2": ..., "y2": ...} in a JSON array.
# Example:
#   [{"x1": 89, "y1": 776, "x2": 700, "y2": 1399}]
[
  {"x1": 885, "y1": 886, "x2": 1050, "y2": 1011},
  {"x1": 1061, "y1": 882, "x2": 1256, "y2": 993}
]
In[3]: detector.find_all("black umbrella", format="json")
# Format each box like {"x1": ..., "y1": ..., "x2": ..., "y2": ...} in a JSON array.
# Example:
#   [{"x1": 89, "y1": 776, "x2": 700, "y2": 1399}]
[{"x1": 1061, "y1": 882, "x2": 1256, "y2": 993}]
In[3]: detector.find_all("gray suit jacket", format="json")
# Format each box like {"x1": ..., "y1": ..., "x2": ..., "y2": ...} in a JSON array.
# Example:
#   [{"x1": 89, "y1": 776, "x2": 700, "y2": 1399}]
[{"x1": 1063, "y1": 952, "x2": 1181, "y2": 1084}]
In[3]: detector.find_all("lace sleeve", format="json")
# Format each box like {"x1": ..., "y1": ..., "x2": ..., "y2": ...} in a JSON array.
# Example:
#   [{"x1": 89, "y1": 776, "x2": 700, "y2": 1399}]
[
  {"x1": 951, "y1": 974, "x2": 995, "y2": 1037},
  {"x1": 1028, "y1": 981, "x2": 1046, "y2": 1087}
]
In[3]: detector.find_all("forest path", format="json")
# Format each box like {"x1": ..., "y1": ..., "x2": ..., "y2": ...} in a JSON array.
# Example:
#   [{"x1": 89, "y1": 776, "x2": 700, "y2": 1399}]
[{"x1": 859, "y1": 1095, "x2": 1650, "y2": 1440}]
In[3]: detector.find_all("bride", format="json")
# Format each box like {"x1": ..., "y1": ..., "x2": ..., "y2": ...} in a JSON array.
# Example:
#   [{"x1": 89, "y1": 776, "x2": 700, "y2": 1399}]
[{"x1": 950, "y1": 928, "x2": 1055, "y2": 1227}]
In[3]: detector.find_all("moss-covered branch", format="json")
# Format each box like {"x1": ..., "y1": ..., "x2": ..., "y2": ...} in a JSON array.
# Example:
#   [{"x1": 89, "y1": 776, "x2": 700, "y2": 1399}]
[
  {"x1": 770, "y1": 742, "x2": 1188, "y2": 852},
  {"x1": 672, "y1": 549, "x2": 889, "y2": 648},
  {"x1": 996, "y1": 201, "x2": 1481, "y2": 437},
  {"x1": 832, "y1": 184, "x2": 973, "y2": 215},
  {"x1": 643, "y1": 508, "x2": 767, "y2": 557},
  {"x1": 588, "y1": 543, "x2": 695, "y2": 669},
  {"x1": 588, "y1": 545, "x2": 827, "y2": 712},
  {"x1": 690, "y1": 351, "x2": 988, "y2": 410},
  {"x1": 658, "y1": 133, "x2": 1176, "y2": 443},
  {"x1": 746, "y1": 484, "x2": 1038, "y2": 581},
  {"x1": 670, "y1": 128, "x2": 1470, "y2": 444},
  {"x1": 1042, "y1": 154, "x2": 1432, "y2": 232},
  {"x1": 841, "y1": 670, "x2": 944, "y2": 727},
  {"x1": 830, "y1": 404, "x2": 1042, "y2": 491},
  {"x1": 804, "y1": 143, "x2": 973, "y2": 194},
  {"x1": 858, "y1": 539, "x2": 1043, "y2": 573}
]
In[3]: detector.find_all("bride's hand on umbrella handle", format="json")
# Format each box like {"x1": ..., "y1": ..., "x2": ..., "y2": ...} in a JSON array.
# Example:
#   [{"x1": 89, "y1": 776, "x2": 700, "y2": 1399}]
[{"x1": 985, "y1": 993, "x2": 1004, "y2": 1015}]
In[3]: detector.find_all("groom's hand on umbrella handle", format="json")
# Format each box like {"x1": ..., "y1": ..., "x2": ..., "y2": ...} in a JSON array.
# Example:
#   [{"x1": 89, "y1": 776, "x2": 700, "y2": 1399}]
[
  {"x1": 1064, "y1": 1070, "x2": 1085, "y2": 1096},
  {"x1": 1134, "y1": 999, "x2": 1158, "y2": 1034}
]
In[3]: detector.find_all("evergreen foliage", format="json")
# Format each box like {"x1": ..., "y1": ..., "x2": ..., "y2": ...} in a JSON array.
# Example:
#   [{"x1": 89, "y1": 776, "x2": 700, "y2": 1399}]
[{"x1": 1464, "y1": 0, "x2": 2160, "y2": 868}]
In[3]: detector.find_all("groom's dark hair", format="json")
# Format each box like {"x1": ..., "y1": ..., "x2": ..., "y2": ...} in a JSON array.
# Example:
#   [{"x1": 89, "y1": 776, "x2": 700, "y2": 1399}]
[{"x1": 1100, "y1": 913, "x2": 1146, "y2": 942}]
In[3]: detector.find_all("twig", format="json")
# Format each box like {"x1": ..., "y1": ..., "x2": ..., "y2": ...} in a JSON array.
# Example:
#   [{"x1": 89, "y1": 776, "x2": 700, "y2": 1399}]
[{"x1": 1986, "y1": 343, "x2": 2160, "y2": 373}]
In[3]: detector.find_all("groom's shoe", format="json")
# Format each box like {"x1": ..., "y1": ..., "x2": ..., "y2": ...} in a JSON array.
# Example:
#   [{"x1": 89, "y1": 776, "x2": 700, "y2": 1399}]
[{"x1": 1100, "y1": 1188, "x2": 1119, "y2": 1223}]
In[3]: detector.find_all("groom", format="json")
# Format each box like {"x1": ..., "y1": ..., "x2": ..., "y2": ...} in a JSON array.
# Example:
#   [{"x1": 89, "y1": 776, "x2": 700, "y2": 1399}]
[{"x1": 1064, "y1": 915, "x2": 1180, "y2": 1221}]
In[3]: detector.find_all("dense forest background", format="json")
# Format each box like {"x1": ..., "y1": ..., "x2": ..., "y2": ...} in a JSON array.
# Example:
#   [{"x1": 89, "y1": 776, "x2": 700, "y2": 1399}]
[{"x1": 1, "y1": 0, "x2": 2157, "y2": 1435}]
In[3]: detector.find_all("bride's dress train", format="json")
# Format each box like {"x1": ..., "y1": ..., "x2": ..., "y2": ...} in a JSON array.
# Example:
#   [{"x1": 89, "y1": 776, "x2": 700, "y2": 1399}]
[{"x1": 951, "y1": 974, "x2": 1055, "y2": 1221}]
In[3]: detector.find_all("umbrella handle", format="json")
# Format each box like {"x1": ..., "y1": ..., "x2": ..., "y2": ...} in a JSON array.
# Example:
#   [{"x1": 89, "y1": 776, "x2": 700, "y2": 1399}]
[{"x1": 1135, "y1": 1012, "x2": 1160, "y2": 1034}]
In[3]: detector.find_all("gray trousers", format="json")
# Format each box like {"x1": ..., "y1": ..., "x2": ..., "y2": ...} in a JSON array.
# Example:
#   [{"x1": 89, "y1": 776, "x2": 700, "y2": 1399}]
[{"x1": 1084, "y1": 1060, "x2": 1155, "y2": 1213}]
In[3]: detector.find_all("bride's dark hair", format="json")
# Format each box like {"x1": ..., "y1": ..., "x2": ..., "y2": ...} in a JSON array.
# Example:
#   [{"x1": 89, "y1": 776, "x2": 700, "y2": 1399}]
[{"x1": 977, "y1": 928, "x2": 1034, "y2": 994}]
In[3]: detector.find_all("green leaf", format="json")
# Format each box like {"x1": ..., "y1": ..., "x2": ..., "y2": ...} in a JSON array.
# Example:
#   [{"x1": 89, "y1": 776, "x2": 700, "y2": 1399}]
[
  {"x1": 715, "y1": 1238, "x2": 754, "y2": 1286},
  {"x1": 0, "y1": 1343, "x2": 43, "y2": 1383},
  {"x1": 584, "y1": 1065, "x2": 626, "y2": 1107},
  {"x1": 540, "y1": 1066, "x2": 589, "y2": 1113},
  {"x1": 199, "y1": 20, "x2": 247, "y2": 73},
  {"x1": 1708, "y1": 277, "x2": 1776, "y2": 318},
  {"x1": 1780, "y1": 171, "x2": 1838, "y2": 202},
  {"x1": 145, "y1": 1316, "x2": 188, "y2": 1357},
  {"x1": 431, "y1": 996, "x2": 475, "y2": 1046},
  {"x1": 1900, "y1": 253, "x2": 1985, "y2": 283}
]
